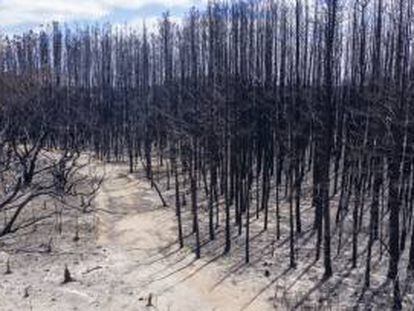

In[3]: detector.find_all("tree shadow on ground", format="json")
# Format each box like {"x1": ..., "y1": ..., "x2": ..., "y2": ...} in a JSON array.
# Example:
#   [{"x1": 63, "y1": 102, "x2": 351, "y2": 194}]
[
  {"x1": 241, "y1": 266, "x2": 291, "y2": 311},
  {"x1": 159, "y1": 252, "x2": 224, "y2": 293},
  {"x1": 291, "y1": 277, "x2": 327, "y2": 310}
]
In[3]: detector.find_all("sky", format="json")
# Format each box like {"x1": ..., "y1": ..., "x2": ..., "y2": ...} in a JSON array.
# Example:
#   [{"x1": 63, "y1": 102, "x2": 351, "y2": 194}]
[{"x1": 0, "y1": 0, "x2": 207, "y2": 34}]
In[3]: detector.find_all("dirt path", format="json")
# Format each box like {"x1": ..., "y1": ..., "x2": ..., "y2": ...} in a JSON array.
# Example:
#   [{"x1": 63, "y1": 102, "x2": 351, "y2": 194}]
[{"x1": 94, "y1": 163, "x2": 273, "y2": 311}]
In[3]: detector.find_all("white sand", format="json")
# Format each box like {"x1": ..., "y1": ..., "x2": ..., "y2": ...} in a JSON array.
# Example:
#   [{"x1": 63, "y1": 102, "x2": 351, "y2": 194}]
[{"x1": 0, "y1": 162, "x2": 273, "y2": 311}]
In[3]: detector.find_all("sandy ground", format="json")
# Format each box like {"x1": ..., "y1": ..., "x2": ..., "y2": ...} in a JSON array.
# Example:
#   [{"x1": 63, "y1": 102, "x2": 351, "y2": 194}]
[
  {"x1": 0, "y1": 162, "x2": 273, "y2": 311},
  {"x1": 2, "y1": 160, "x2": 414, "y2": 310},
  {"x1": 94, "y1": 163, "x2": 273, "y2": 311}
]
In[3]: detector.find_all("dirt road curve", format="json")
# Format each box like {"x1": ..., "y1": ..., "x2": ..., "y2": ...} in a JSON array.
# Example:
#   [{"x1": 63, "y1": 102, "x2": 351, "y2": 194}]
[
  {"x1": 95, "y1": 163, "x2": 272, "y2": 311},
  {"x1": 0, "y1": 162, "x2": 273, "y2": 311}
]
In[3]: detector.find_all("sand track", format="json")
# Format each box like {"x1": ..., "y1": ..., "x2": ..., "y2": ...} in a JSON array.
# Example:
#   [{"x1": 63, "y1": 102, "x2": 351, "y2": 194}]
[
  {"x1": 93, "y1": 163, "x2": 272, "y2": 311},
  {"x1": 0, "y1": 162, "x2": 272, "y2": 311}
]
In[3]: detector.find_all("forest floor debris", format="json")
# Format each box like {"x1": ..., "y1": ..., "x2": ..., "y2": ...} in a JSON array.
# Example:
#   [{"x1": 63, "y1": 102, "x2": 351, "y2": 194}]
[{"x1": 0, "y1": 161, "x2": 413, "y2": 310}]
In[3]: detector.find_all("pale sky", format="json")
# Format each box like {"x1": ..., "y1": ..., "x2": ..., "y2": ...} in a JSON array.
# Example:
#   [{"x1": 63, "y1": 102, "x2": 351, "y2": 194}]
[{"x1": 0, "y1": 0, "x2": 207, "y2": 34}]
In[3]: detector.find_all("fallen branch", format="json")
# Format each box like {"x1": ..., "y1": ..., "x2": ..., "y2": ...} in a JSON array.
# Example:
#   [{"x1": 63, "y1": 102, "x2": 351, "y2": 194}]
[{"x1": 82, "y1": 265, "x2": 103, "y2": 275}]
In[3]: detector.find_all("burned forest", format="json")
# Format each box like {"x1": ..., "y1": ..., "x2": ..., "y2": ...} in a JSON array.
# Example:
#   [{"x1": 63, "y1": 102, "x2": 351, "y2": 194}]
[{"x1": 1, "y1": 0, "x2": 414, "y2": 309}]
